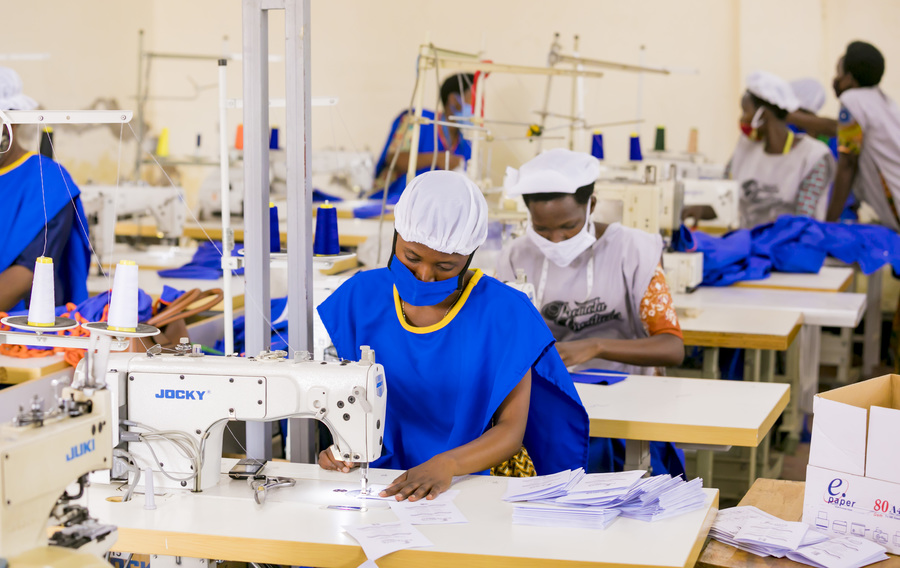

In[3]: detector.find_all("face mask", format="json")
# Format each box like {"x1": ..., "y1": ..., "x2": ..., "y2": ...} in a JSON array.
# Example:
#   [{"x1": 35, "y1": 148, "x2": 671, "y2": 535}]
[
  {"x1": 457, "y1": 101, "x2": 473, "y2": 119},
  {"x1": 739, "y1": 108, "x2": 765, "y2": 141},
  {"x1": 526, "y1": 203, "x2": 596, "y2": 267},
  {"x1": 388, "y1": 255, "x2": 465, "y2": 306}
]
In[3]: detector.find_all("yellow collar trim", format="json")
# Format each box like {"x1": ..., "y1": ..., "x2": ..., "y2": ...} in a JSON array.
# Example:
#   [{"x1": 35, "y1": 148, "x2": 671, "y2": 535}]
[
  {"x1": 0, "y1": 152, "x2": 36, "y2": 176},
  {"x1": 782, "y1": 130, "x2": 794, "y2": 155},
  {"x1": 393, "y1": 269, "x2": 483, "y2": 334}
]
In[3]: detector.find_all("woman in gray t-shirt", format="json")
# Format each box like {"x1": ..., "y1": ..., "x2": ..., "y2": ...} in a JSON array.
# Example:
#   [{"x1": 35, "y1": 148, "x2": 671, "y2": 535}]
[{"x1": 498, "y1": 149, "x2": 686, "y2": 475}]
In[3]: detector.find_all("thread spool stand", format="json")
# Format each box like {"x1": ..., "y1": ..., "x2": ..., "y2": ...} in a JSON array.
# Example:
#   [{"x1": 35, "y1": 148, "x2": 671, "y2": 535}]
[{"x1": 1, "y1": 316, "x2": 79, "y2": 334}]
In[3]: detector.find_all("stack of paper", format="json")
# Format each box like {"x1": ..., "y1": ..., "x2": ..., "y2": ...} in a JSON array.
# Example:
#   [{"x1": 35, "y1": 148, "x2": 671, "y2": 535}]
[
  {"x1": 710, "y1": 507, "x2": 889, "y2": 568},
  {"x1": 502, "y1": 468, "x2": 585, "y2": 502},
  {"x1": 615, "y1": 475, "x2": 707, "y2": 521},
  {"x1": 504, "y1": 469, "x2": 707, "y2": 529},
  {"x1": 512, "y1": 502, "x2": 620, "y2": 529}
]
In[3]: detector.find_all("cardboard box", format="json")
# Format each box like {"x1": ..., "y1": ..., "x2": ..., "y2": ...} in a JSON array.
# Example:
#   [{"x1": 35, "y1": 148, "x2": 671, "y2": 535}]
[{"x1": 802, "y1": 374, "x2": 900, "y2": 554}]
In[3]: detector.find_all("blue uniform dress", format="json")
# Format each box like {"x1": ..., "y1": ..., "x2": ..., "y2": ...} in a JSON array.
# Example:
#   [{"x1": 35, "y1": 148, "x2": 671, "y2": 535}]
[
  {"x1": 0, "y1": 153, "x2": 90, "y2": 310},
  {"x1": 372, "y1": 109, "x2": 472, "y2": 201},
  {"x1": 317, "y1": 268, "x2": 590, "y2": 475}
]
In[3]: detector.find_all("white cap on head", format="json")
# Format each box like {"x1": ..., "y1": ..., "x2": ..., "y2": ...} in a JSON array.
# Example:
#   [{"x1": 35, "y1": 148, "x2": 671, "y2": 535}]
[
  {"x1": 393, "y1": 170, "x2": 487, "y2": 256},
  {"x1": 790, "y1": 78, "x2": 826, "y2": 114},
  {"x1": 746, "y1": 71, "x2": 800, "y2": 114},
  {"x1": 0, "y1": 67, "x2": 37, "y2": 111},
  {"x1": 503, "y1": 148, "x2": 600, "y2": 197}
]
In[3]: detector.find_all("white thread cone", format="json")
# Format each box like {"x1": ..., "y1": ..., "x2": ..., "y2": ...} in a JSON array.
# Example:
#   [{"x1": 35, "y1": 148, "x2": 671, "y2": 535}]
[
  {"x1": 27, "y1": 257, "x2": 56, "y2": 327},
  {"x1": 108, "y1": 260, "x2": 139, "y2": 332}
]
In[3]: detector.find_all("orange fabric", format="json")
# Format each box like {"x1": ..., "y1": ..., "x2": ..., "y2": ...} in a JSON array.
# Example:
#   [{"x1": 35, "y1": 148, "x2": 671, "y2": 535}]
[{"x1": 639, "y1": 264, "x2": 683, "y2": 339}]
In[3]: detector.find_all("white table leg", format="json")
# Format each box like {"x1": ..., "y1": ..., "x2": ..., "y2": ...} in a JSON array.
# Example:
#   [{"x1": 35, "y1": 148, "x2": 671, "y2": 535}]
[
  {"x1": 624, "y1": 439, "x2": 652, "y2": 473},
  {"x1": 863, "y1": 266, "x2": 884, "y2": 377}
]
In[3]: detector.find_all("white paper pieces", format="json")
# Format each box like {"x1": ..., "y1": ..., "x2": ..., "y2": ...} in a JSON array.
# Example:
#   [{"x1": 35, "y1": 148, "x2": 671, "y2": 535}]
[{"x1": 709, "y1": 507, "x2": 888, "y2": 568}]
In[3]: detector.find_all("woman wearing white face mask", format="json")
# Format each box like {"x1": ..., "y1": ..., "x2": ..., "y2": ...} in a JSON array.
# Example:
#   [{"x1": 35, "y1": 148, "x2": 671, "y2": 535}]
[
  {"x1": 684, "y1": 71, "x2": 835, "y2": 228},
  {"x1": 497, "y1": 149, "x2": 686, "y2": 475}
]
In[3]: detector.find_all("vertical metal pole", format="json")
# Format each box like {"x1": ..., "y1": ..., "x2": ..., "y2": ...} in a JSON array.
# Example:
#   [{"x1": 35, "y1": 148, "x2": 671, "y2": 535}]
[
  {"x1": 406, "y1": 46, "x2": 428, "y2": 186},
  {"x1": 134, "y1": 29, "x2": 145, "y2": 179},
  {"x1": 218, "y1": 59, "x2": 235, "y2": 356},
  {"x1": 568, "y1": 35, "x2": 579, "y2": 151},
  {"x1": 243, "y1": 0, "x2": 273, "y2": 460},
  {"x1": 285, "y1": 0, "x2": 316, "y2": 463}
]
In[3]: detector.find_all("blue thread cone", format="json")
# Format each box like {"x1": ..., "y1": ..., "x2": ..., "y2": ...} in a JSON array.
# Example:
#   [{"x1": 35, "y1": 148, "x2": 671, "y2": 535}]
[
  {"x1": 269, "y1": 127, "x2": 279, "y2": 150},
  {"x1": 269, "y1": 203, "x2": 281, "y2": 253},
  {"x1": 314, "y1": 203, "x2": 340, "y2": 255},
  {"x1": 629, "y1": 133, "x2": 643, "y2": 161},
  {"x1": 590, "y1": 131, "x2": 604, "y2": 160}
]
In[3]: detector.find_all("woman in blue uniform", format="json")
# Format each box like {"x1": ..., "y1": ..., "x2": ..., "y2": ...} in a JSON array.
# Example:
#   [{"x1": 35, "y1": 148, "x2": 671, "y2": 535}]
[{"x1": 317, "y1": 170, "x2": 589, "y2": 501}]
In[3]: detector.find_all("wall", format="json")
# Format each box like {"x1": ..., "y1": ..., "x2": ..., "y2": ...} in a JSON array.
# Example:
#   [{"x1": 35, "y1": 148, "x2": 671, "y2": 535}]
[{"x1": 4, "y1": 0, "x2": 898, "y2": 199}]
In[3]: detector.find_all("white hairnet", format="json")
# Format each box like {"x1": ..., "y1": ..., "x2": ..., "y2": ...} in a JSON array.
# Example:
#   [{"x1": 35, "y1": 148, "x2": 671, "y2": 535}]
[
  {"x1": 0, "y1": 67, "x2": 37, "y2": 111},
  {"x1": 790, "y1": 78, "x2": 826, "y2": 113},
  {"x1": 503, "y1": 148, "x2": 600, "y2": 196},
  {"x1": 746, "y1": 71, "x2": 800, "y2": 114},
  {"x1": 393, "y1": 170, "x2": 488, "y2": 256}
]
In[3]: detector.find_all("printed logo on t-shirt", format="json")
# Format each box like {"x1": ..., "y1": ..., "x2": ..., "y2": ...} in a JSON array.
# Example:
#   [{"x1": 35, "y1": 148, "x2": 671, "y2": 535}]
[
  {"x1": 740, "y1": 179, "x2": 791, "y2": 228},
  {"x1": 541, "y1": 298, "x2": 622, "y2": 332}
]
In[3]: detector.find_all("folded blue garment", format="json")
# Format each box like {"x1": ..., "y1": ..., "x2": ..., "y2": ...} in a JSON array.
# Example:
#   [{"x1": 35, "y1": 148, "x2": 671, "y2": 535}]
[
  {"x1": 158, "y1": 241, "x2": 244, "y2": 280},
  {"x1": 673, "y1": 216, "x2": 900, "y2": 286}
]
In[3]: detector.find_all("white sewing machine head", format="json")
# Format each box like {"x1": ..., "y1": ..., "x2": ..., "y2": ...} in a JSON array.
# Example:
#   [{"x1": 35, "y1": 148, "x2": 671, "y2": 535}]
[
  {"x1": 681, "y1": 178, "x2": 741, "y2": 232},
  {"x1": 593, "y1": 164, "x2": 683, "y2": 234},
  {"x1": 80, "y1": 183, "x2": 186, "y2": 264},
  {"x1": 0, "y1": 384, "x2": 117, "y2": 568},
  {"x1": 76, "y1": 347, "x2": 386, "y2": 492}
]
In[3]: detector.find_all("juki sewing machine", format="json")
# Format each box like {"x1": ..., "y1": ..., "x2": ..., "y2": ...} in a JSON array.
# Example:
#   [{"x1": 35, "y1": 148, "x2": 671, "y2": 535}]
[
  {"x1": 80, "y1": 184, "x2": 186, "y2": 265},
  {"x1": 0, "y1": 374, "x2": 117, "y2": 568},
  {"x1": 76, "y1": 344, "x2": 386, "y2": 494}
]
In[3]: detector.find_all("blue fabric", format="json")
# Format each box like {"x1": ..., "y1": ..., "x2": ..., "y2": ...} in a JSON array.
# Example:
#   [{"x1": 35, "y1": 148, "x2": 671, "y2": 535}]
[
  {"x1": 372, "y1": 109, "x2": 472, "y2": 200},
  {"x1": 317, "y1": 268, "x2": 589, "y2": 475},
  {"x1": 672, "y1": 216, "x2": 900, "y2": 286},
  {"x1": 214, "y1": 296, "x2": 288, "y2": 356},
  {"x1": 353, "y1": 200, "x2": 398, "y2": 219},
  {"x1": 157, "y1": 241, "x2": 244, "y2": 280},
  {"x1": 0, "y1": 154, "x2": 90, "y2": 307},
  {"x1": 312, "y1": 189, "x2": 343, "y2": 202}
]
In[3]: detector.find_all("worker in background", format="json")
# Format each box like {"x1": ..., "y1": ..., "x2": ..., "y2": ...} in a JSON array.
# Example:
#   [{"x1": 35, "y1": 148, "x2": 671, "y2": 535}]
[
  {"x1": 371, "y1": 73, "x2": 474, "y2": 201},
  {"x1": 790, "y1": 41, "x2": 900, "y2": 229},
  {"x1": 683, "y1": 72, "x2": 835, "y2": 228},
  {"x1": 317, "y1": 170, "x2": 589, "y2": 501},
  {"x1": 496, "y1": 149, "x2": 685, "y2": 476},
  {"x1": 790, "y1": 78, "x2": 848, "y2": 221},
  {"x1": 0, "y1": 67, "x2": 90, "y2": 311}
]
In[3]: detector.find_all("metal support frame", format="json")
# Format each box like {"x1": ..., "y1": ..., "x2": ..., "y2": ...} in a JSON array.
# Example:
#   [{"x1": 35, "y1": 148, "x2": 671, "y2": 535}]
[{"x1": 242, "y1": 0, "x2": 315, "y2": 462}]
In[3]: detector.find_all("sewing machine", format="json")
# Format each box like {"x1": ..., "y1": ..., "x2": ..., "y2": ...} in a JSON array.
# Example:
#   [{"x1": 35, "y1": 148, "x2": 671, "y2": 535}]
[
  {"x1": 0, "y1": 382, "x2": 117, "y2": 568},
  {"x1": 76, "y1": 345, "x2": 386, "y2": 493},
  {"x1": 662, "y1": 251, "x2": 704, "y2": 294},
  {"x1": 681, "y1": 178, "x2": 741, "y2": 231},
  {"x1": 593, "y1": 165, "x2": 683, "y2": 234},
  {"x1": 196, "y1": 149, "x2": 376, "y2": 219},
  {"x1": 80, "y1": 184, "x2": 186, "y2": 264}
]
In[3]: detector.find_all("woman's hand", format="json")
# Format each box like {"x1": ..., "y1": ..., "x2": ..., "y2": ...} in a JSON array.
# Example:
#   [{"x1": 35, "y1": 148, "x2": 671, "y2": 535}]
[
  {"x1": 556, "y1": 339, "x2": 601, "y2": 367},
  {"x1": 317, "y1": 446, "x2": 356, "y2": 473},
  {"x1": 380, "y1": 456, "x2": 455, "y2": 502},
  {"x1": 680, "y1": 205, "x2": 718, "y2": 227}
]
